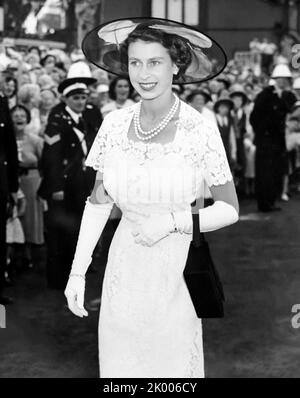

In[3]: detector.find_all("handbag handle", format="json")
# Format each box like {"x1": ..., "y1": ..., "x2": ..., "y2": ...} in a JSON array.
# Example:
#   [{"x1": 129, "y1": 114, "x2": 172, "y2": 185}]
[{"x1": 191, "y1": 200, "x2": 206, "y2": 247}]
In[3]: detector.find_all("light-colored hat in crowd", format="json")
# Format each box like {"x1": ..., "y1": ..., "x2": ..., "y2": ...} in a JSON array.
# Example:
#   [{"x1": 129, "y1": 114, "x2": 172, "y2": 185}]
[
  {"x1": 96, "y1": 84, "x2": 109, "y2": 93},
  {"x1": 58, "y1": 61, "x2": 97, "y2": 96},
  {"x1": 293, "y1": 77, "x2": 300, "y2": 90},
  {"x1": 271, "y1": 64, "x2": 292, "y2": 78}
]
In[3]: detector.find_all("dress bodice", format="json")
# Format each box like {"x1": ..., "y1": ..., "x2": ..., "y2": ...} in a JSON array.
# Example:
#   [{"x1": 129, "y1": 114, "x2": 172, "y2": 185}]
[{"x1": 85, "y1": 99, "x2": 233, "y2": 215}]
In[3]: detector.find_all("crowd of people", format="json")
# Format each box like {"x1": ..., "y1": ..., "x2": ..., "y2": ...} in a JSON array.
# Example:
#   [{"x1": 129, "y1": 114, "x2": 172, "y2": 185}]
[{"x1": 1, "y1": 38, "x2": 300, "y2": 305}]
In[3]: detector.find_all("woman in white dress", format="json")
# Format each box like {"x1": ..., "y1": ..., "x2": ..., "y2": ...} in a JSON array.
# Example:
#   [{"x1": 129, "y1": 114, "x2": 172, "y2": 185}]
[{"x1": 65, "y1": 18, "x2": 239, "y2": 378}]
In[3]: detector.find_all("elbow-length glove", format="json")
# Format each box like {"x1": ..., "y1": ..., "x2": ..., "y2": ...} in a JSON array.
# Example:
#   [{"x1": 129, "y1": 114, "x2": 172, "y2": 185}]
[
  {"x1": 64, "y1": 198, "x2": 113, "y2": 317},
  {"x1": 199, "y1": 200, "x2": 239, "y2": 232}
]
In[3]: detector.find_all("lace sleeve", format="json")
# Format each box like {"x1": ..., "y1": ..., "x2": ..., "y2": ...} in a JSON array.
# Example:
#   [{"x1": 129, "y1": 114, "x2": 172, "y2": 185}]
[
  {"x1": 85, "y1": 113, "x2": 111, "y2": 172},
  {"x1": 201, "y1": 121, "x2": 233, "y2": 187}
]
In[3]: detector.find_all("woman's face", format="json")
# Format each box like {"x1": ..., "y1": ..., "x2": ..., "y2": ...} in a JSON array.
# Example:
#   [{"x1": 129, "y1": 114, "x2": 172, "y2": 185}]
[
  {"x1": 40, "y1": 90, "x2": 56, "y2": 111},
  {"x1": 128, "y1": 40, "x2": 176, "y2": 100},
  {"x1": 44, "y1": 56, "x2": 56, "y2": 72},
  {"x1": 114, "y1": 79, "x2": 130, "y2": 101},
  {"x1": 3, "y1": 80, "x2": 16, "y2": 98},
  {"x1": 12, "y1": 108, "x2": 28, "y2": 133},
  {"x1": 31, "y1": 91, "x2": 41, "y2": 108},
  {"x1": 190, "y1": 94, "x2": 206, "y2": 111},
  {"x1": 232, "y1": 95, "x2": 243, "y2": 109},
  {"x1": 218, "y1": 104, "x2": 230, "y2": 116}
]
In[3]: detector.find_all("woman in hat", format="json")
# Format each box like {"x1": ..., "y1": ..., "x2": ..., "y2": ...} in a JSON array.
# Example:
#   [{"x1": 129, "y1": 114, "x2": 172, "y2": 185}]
[
  {"x1": 11, "y1": 105, "x2": 44, "y2": 268},
  {"x1": 186, "y1": 88, "x2": 216, "y2": 125},
  {"x1": 101, "y1": 76, "x2": 135, "y2": 118},
  {"x1": 230, "y1": 85, "x2": 249, "y2": 197},
  {"x1": 214, "y1": 95, "x2": 237, "y2": 170},
  {"x1": 64, "y1": 18, "x2": 239, "y2": 378}
]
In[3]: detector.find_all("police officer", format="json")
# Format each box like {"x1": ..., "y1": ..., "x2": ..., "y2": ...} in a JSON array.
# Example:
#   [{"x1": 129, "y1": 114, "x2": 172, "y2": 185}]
[
  {"x1": 38, "y1": 65, "x2": 102, "y2": 289},
  {"x1": 0, "y1": 93, "x2": 19, "y2": 304},
  {"x1": 250, "y1": 64, "x2": 296, "y2": 212}
]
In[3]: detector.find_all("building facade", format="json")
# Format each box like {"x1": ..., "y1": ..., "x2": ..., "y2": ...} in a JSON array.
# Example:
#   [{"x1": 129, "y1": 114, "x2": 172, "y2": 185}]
[{"x1": 101, "y1": 0, "x2": 300, "y2": 58}]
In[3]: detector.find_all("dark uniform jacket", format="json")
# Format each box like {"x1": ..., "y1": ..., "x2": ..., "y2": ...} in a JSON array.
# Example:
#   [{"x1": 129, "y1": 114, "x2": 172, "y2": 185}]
[
  {"x1": 0, "y1": 94, "x2": 18, "y2": 195},
  {"x1": 38, "y1": 102, "x2": 102, "y2": 210},
  {"x1": 250, "y1": 86, "x2": 296, "y2": 150}
]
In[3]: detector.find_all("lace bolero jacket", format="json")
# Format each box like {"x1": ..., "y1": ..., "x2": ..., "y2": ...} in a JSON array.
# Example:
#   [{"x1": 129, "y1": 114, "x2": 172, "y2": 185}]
[{"x1": 85, "y1": 99, "x2": 233, "y2": 190}]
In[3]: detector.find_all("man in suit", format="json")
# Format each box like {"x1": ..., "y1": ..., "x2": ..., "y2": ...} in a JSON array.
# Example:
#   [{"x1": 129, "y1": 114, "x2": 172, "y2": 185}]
[
  {"x1": 230, "y1": 85, "x2": 249, "y2": 198},
  {"x1": 38, "y1": 68, "x2": 102, "y2": 289},
  {"x1": 0, "y1": 93, "x2": 19, "y2": 304},
  {"x1": 250, "y1": 64, "x2": 296, "y2": 212}
]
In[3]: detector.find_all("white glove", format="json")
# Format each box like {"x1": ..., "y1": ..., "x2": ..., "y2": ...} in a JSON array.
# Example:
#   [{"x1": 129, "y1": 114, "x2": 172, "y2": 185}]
[
  {"x1": 130, "y1": 210, "x2": 192, "y2": 247},
  {"x1": 64, "y1": 198, "x2": 113, "y2": 317},
  {"x1": 199, "y1": 200, "x2": 239, "y2": 232}
]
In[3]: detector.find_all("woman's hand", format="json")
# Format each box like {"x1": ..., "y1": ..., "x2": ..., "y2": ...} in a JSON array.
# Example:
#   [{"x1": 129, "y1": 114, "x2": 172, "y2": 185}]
[
  {"x1": 64, "y1": 276, "x2": 88, "y2": 318},
  {"x1": 129, "y1": 213, "x2": 174, "y2": 247}
]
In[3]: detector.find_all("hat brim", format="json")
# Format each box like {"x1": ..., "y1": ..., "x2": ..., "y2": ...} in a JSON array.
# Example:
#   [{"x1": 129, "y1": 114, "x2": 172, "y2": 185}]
[
  {"x1": 229, "y1": 91, "x2": 248, "y2": 104},
  {"x1": 186, "y1": 90, "x2": 212, "y2": 103},
  {"x1": 214, "y1": 98, "x2": 234, "y2": 112},
  {"x1": 58, "y1": 77, "x2": 97, "y2": 94},
  {"x1": 82, "y1": 17, "x2": 227, "y2": 85}
]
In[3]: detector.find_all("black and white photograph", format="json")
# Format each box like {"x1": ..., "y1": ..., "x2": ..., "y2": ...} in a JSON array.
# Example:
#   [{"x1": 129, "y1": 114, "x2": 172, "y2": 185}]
[{"x1": 0, "y1": 0, "x2": 300, "y2": 380}]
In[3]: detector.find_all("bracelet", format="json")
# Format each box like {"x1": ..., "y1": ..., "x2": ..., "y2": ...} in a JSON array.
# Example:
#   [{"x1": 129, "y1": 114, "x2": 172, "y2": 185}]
[
  {"x1": 170, "y1": 212, "x2": 178, "y2": 232},
  {"x1": 69, "y1": 273, "x2": 86, "y2": 281}
]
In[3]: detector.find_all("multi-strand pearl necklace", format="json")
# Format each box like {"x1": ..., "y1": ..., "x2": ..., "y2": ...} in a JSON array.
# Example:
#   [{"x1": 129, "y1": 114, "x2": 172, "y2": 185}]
[{"x1": 134, "y1": 95, "x2": 179, "y2": 141}]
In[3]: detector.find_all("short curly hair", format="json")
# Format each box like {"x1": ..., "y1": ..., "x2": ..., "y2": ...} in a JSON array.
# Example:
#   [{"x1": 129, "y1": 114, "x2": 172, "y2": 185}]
[{"x1": 119, "y1": 23, "x2": 193, "y2": 82}]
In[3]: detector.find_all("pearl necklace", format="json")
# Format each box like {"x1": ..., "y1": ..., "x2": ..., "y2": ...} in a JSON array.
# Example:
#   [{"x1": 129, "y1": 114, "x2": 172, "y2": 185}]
[{"x1": 134, "y1": 95, "x2": 179, "y2": 141}]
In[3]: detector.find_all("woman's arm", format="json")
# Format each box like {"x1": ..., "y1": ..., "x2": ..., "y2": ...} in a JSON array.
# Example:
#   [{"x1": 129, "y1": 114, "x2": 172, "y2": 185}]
[
  {"x1": 199, "y1": 120, "x2": 240, "y2": 232},
  {"x1": 89, "y1": 172, "x2": 113, "y2": 205},
  {"x1": 64, "y1": 172, "x2": 114, "y2": 317},
  {"x1": 198, "y1": 179, "x2": 239, "y2": 233}
]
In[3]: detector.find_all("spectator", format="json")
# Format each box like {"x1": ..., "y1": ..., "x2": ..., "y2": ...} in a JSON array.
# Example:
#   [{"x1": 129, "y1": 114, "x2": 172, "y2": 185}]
[
  {"x1": 2, "y1": 76, "x2": 18, "y2": 109},
  {"x1": 18, "y1": 83, "x2": 42, "y2": 136},
  {"x1": 39, "y1": 88, "x2": 58, "y2": 136},
  {"x1": 214, "y1": 94, "x2": 237, "y2": 171},
  {"x1": 11, "y1": 105, "x2": 45, "y2": 268},
  {"x1": 101, "y1": 76, "x2": 135, "y2": 118},
  {"x1": 250, "y1": 64, "x2": 296, "y2": 212},
  {"x1": 186, "y1": 89, "x2": 216, "y2": 125}
]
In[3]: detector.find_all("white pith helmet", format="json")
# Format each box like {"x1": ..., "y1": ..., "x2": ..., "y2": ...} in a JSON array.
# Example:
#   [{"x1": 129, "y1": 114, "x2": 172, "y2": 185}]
[{"x1": 271, "y1": 64, "x2": 292, "y2": 78}]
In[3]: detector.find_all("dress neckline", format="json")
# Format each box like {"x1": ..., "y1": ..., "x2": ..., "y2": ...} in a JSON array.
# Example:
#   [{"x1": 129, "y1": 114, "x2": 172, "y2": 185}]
[{"x1": 123, "y1": 97, "x2": 184, "y2": 149}]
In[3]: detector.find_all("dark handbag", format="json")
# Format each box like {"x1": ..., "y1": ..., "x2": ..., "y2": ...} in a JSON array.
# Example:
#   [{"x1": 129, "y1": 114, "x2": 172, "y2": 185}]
[{"x1": 183, "y1": 213, "x2": 225, "y2": 318}]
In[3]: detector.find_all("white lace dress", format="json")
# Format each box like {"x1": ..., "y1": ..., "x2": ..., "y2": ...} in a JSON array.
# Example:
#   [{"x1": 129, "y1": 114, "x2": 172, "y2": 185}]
[{"x1": 85, "y1": 99, "x2": 233, "y2": 378}]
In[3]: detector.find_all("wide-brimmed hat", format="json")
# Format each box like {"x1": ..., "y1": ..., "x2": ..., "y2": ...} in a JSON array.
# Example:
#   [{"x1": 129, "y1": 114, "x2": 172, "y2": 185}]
[
  {"x1": 58, "y1": 61, "x2": 97, "y2": 95},
  {"x1": 229, "y1": 84, "x2": 248, "y2": 105},
  {"x1": 186, "y1": 88, "x2": 212, "y2": 104},
  {"x1": 216, "y1": 76, "x2": 231, "y2": 90},
  {"x1": 82, "y1": 17, "x2": 227, "y2": 85},
  {"x1": 214, "y1": 92, "x2": 234, "y2": 112}
]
